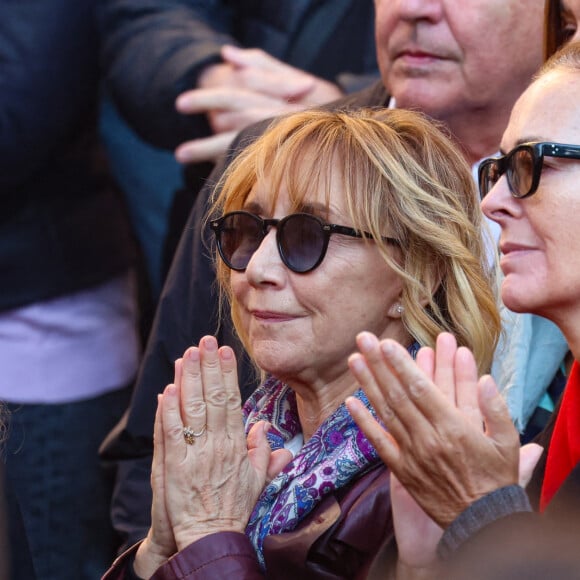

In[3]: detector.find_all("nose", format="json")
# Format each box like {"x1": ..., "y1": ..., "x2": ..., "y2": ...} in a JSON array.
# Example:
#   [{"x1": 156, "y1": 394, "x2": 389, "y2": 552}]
[
  {"x1": 480, "y1": 175, "x2": 521, "y2": 225},
  {"x1": 243, "y1": 227, "x2": 286, "y2": 286},
  {"x1": 391, "y1": 0, "x2": 444, "y2": 22}
]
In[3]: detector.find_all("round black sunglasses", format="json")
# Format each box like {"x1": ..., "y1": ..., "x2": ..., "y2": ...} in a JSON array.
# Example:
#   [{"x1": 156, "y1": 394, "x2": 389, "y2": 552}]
[
  {"x1": 479, "y1": 141, "x2": 580, "y2": 199},
  {"x1": 209, "y1": 211, "x2": 399, "y2": 274}
]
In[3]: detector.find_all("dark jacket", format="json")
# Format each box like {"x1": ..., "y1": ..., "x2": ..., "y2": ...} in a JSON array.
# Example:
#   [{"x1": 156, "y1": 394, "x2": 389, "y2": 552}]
[
  {"x1": 104, "y1": 464, "x2": 394, "y2": 579},
  {"x1": 98, "y1": 0, "x2": 378, "y2": 150},
  {"x1": 439, "y1": 392, "x2": 580, "y2": 579},
  {"x1": 0, "y1": 0, "x2": 135, "y2": 313},
  {"x1": 100, "y1": 82, "x2": 391, "y2": 549}
]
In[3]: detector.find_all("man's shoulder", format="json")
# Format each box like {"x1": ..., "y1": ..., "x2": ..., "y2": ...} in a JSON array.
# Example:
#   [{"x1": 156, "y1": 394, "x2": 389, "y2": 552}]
[{"x1": 324, "y1": 80, "x2": 389, "y2": 111}]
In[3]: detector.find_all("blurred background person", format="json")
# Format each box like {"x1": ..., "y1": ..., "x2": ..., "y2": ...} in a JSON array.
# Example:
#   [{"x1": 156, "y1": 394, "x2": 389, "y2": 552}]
[
  {"x1": 98, "y1": 0, "x2": 379, "y2": 296},
  {"x1": 0, "y1": 2, "x2": 140, "y2": 578}
]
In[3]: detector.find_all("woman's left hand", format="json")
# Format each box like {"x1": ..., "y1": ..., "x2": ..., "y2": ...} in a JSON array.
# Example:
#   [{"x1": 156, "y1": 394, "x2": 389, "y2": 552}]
[{"x1": 159, "y1": 335, "x2": 273, "y2": 551}]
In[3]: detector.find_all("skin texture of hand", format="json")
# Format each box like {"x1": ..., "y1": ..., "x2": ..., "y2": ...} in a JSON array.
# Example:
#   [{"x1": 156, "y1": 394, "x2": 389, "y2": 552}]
[
  {"x1": 134, "y1": 336, "x2": 291, "y2": 577},
  {"x1": 346, "y1": 333, "x2": 543, "y2": 580},
  {"x1": 174, "y1": 45, "x2": 343, "y2": 163},
  {"x1": 345, "y1": 332, "x2": 521, "y2": 530}
]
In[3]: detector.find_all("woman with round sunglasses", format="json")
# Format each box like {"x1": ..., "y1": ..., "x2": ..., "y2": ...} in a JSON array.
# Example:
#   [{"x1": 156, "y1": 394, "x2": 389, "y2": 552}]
[
  {"x1": 104, "y1": 107, "x2": 499, "y2": 579},
  {"x1": 346, "y1": 42, "x2": 580, "y2": 578}
]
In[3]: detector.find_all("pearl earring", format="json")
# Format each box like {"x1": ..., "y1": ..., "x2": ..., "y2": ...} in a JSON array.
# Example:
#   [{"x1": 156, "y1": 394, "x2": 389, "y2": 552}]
[{"x1": 396, "y1": 304, "x2": 404, "y2": 315}]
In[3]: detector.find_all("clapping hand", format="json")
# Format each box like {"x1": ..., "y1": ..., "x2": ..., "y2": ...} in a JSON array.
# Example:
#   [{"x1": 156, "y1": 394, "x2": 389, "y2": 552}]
[{"x1": 346, "y1": 333, "x2": 542, "y2": 578}]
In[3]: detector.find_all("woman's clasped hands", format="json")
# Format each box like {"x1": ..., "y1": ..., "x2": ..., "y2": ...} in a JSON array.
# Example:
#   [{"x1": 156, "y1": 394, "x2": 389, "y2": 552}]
[{"x1": 134, "y1": 336, "x2": 291, "y2": 578}]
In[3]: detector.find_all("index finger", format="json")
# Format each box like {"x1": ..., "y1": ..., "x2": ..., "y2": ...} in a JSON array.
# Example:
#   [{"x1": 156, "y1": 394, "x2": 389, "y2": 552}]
[
  {"x1": 454, "y1": 346, "x2": 483, "y2": 429},
  {"x1": 378, "y1": 339, "x2": 459, "y2": 425}
]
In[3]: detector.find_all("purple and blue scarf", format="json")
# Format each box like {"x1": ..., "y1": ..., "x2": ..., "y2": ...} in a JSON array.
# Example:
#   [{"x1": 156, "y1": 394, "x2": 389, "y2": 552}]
[{"x1": 242, "y1": 341, "x2": 418, "y2": 568}]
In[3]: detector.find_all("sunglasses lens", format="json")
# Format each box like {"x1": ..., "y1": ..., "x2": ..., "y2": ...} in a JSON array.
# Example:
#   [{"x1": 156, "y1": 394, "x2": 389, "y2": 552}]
[
  {"x1": 480, "y1": 160, "x2": 501, "y2": 198},
  {"x1": 508, "y1": 148, "x2": 534, "y2": 198},
  {"x1": 279, "y1": 214, "x2": 325, "y2": 273},
  {"x1": 218, "y1": 213, "x2": 263, "y2": 270}
]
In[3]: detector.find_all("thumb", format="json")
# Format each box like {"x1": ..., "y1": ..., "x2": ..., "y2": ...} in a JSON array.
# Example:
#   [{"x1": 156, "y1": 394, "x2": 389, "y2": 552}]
[
  {"x1": 518, "y1": 443, "x2": 544, "y2": 488},
  {"x1": 478, "y1": 375, "x2": 519, "y2": 446},
  {"x1": 246, "y1": 420, "x2": 273, "y2": 480},
  {"x1": 267, "y1": 449, "x2": 293, "y2": 483}
]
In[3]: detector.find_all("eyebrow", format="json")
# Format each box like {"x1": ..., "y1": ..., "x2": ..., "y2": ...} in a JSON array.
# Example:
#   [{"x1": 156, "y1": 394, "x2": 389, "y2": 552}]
[
  {"x1": 241, "y1": 199, "x2": 333, "y2": 218},
  {"x1": 242, "y1": 200, "x2": 264, "y2": 214},
  {"x1": 499, "y1": 136, "x2": 548, "y2": 154}
]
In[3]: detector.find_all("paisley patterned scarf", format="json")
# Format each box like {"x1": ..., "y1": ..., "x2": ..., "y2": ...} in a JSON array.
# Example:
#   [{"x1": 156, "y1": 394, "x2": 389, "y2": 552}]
[{"x1": 242, "y1": 342, "x2": 418, "y2": 569}]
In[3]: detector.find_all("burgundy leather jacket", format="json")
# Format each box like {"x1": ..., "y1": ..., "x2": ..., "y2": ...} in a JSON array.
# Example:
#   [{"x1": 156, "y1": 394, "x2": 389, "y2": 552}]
[{"x1": 104, "y1": 463, "x2": 394, "y2": 579}]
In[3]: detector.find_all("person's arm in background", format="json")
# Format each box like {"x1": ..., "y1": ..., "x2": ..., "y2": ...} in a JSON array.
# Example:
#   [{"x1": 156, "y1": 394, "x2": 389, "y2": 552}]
[
  {"x1": 98, "y1": 0, "x2": 234, "y2": 150},
  {"x1": 0, "y1": 2, "x2": 101, "y2": 190},
  {"x1": 98, "y1": 0, "x2": 379, "y2": 161}
]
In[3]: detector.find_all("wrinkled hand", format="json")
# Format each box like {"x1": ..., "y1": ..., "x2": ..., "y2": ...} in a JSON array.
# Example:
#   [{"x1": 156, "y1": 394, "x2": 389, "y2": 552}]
[
  {"x1": 156, "y1": 335, "x2": 275, "y2": 551},
  {"x1": 347, "y1": 333, "x2": 542, "y2": 579},
  {"x1": 346, "y1": 332, "x2": 521, "y2": 529},
  {"x1": 174, "y1": 45, "x2": 342, "y2": 163}
]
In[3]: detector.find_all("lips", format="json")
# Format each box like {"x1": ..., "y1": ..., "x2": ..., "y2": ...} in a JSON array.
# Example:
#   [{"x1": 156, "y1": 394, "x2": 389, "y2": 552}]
[
  {"x1": 251, "y1": 310, "x2": 296, "y2": 322},
  {"x1": 500, "y1": 241, "x2": 536, "y2": 255},
  {"x1": 398, "y1": 49, "x2": 439, "y2": 59}
]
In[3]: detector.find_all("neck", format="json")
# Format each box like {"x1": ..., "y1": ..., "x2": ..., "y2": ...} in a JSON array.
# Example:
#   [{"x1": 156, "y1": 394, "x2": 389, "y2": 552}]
[
  {"x1": 291, "y1": 371, "x2": 358, "y2": 442},
  {"x1": 442, "y1": 106, "x2": 514, "y2": 165},
  {"x1": 530, "y1": 304, "x2": 580, "y2": 366}
]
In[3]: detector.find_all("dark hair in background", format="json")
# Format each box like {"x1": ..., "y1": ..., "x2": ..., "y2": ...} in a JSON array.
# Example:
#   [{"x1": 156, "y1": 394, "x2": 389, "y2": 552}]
[
  {"x1": 544, "y1": 0, "x2": 578, "y2": 59},
  {"x1": 545, "y1": 0, "x2": 563, "y2": 59}
]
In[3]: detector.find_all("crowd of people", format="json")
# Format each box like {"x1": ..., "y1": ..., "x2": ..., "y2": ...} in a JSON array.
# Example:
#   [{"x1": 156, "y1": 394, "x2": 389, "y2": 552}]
[{"x1": 2, "y1": 0, "x2": 580, "y2": 578}]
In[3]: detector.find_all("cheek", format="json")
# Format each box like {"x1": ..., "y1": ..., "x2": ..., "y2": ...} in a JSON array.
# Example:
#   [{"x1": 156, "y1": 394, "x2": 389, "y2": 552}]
[{"x1": 374, "y1": 4, "x2": 395, "y2": 44}]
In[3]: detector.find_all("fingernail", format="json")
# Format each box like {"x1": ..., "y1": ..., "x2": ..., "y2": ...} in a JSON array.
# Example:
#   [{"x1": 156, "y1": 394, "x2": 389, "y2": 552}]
[
  {"x1": 220, "y1": 347, "x2": 233, "y2": 360},
  {"x1": 357, "y1": 332, "x2": 375, "y2": 353},
  {"x1": 203, "y1": 336, "x2": 218, "y2": 351},
  {"x1": 348, "y1": 354, "x2": 365, "y2": 373},
  {"x1": 186, "y1": 348, "x2": 199, "y2": 361}
]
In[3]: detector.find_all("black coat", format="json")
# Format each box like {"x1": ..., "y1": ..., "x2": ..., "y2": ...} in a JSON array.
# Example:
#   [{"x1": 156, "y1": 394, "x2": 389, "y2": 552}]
[
  {"x1": 0, "y1": 0, "x2": 135, "y2": 312},
  {"x1": 98, "y1": 0, "x2": 378, "y2": 150}
]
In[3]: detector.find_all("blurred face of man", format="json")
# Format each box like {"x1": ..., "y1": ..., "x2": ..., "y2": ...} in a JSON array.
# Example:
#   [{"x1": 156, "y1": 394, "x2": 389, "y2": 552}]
[{"x1": 374, "y1": 0, "x2": 544, "y2": 125}]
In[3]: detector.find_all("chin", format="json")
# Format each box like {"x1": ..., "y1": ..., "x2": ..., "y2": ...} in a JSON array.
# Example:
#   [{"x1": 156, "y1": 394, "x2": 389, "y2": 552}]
[{"x1": 501, "y1": 286, "x2": 538, "y2": 315}]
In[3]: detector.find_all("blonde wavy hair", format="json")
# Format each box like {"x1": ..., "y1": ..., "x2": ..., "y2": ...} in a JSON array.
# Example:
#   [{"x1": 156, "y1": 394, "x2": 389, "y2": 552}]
[{"x1": 210, "y1": 108, "x2": 500, "y2": 373}]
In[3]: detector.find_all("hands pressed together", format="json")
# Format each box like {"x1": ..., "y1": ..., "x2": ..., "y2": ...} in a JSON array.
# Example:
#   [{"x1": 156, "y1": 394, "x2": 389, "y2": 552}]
[
  {"x1": 134, "y1": 336, "x2": 289, "y2": 578},
  {"x1": 174, "y1": 45, "x2": 343, "y2": 164}
]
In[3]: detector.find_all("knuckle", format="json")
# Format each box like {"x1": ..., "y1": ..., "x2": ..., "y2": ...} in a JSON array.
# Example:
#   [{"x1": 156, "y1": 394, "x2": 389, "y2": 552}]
[
  {"x1": 379, "y1": 403, "x2": 395, "y2": 422},
  {"x1": 388, "y1": 388, "x2": 408, "y2": 406},
  {"x1": 226, "y1": 390, "x2": 241, "y2": 410},
  {"x1": 408, "y1": 377, "x2": 430, "y2": 399},
  {"x1": 205, "y1": 389, "x2": 228, "y2": 406},
  {"x1": 167, "y1": 423, "x2": 184, "y2": 442},
  {"x1": 185, "y1": 400, "x2": 206, "y2": 417}
]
